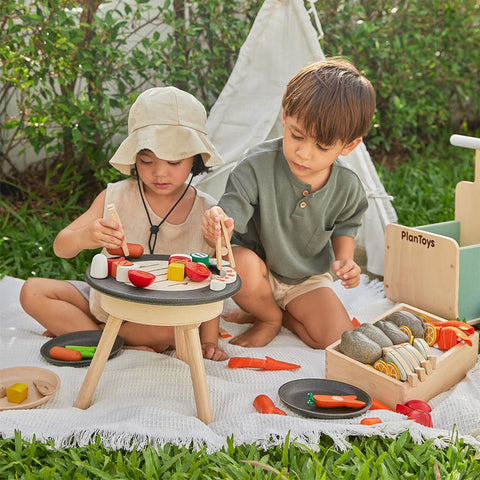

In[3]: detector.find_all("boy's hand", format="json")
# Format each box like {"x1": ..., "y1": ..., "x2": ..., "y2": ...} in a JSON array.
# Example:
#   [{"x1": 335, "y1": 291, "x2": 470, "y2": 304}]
[
  {"x1": 201, "y1": 342, "x2": 228, "y2": 361},
  {"x1": 201, "y1": 207, "x2": 234, "y2": 247},
  {"x1": 332, "y1": 258, "x2": 361, "y2": 289}
]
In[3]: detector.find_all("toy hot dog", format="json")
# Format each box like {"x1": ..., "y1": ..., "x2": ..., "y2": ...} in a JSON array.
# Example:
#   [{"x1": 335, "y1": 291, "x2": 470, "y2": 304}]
[
  {"x1": 107, "y1": 243, "x2": 144, "y2": 258},
  {"x1": 49, "y1": 346, "x2": 82, "y2": 362}
]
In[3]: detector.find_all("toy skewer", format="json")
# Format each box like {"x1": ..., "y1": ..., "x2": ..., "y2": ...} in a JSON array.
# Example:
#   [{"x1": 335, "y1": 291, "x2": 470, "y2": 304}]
[
  {"x1": 106, "y1": 203, "x2": 129, "y2": 257},
  {"x1": 220, "y1": 217, "x2": 235, "y2": 268},
  {"x1": 216, "y1": 235, "x2": 223, "y2": 269}
]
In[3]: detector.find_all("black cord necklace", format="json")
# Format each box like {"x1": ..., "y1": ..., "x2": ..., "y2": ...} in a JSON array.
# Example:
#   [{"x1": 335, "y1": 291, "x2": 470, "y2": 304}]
[{"x1": 135, "y1": 165, "x2": 193, "y2": 254}]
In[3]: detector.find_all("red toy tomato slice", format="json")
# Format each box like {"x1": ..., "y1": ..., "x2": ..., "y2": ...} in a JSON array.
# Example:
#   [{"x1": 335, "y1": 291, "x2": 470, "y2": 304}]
[
  {"x1": 404, "y1": 399, "x2": 432, "y2": 413},
  {"x1": 396, "y1": 402, "x2": 433, "y2": 427},
  {"x1": 128, "y1": 269, "x2": 155, "y2": 288},
  {"x1": 396, "y1": 403, "x2": 413, "y2": 416},
  {"x1": 408, "y1": 409, "x2": 433, "y2": 427},
  {"x1": 185, "y1": 261, "x2": 211, "y2": 282}
]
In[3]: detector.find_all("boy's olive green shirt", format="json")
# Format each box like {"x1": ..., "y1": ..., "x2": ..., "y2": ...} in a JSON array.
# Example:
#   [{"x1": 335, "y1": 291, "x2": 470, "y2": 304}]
[{"x1": 218, "y1": 138, "x2": 368, "y2": 284}]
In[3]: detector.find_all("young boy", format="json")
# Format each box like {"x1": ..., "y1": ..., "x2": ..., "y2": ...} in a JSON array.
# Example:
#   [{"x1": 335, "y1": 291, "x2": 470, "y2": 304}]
[{"x1": 202, "y1": 58, "x2": 376, "y2": 349}]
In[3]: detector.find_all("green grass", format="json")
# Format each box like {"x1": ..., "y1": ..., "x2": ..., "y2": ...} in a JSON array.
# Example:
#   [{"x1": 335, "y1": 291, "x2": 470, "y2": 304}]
[
  {"x1": 1, "y1": 133, "x2": 479, "y2": 476},
  {"x1": 1, "y1": 431, "x2": 480, "y2": 479},
  {"x1": 376, "y1": 141, "x2": 474, "y2": 228}
]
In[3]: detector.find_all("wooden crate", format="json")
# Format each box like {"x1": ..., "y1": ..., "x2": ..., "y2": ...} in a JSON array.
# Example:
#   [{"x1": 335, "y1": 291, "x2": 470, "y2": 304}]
[
  {"x1": 384, "y1": 222, "x2": 480, "y2": 322},
  {"x1": 325, "y1": 304, "x2": 479, "y2": 409}
]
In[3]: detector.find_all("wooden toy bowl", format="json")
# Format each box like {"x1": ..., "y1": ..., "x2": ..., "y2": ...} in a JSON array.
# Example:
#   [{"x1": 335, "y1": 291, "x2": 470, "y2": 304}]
[{"x1": 325, "y1": 304, "x2": 478, "y2": 409}]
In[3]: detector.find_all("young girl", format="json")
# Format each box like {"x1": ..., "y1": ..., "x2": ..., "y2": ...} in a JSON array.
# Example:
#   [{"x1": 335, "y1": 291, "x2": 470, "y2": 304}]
[{"x1": 20, "y1": 87, "x2": 227, "y2": 361}]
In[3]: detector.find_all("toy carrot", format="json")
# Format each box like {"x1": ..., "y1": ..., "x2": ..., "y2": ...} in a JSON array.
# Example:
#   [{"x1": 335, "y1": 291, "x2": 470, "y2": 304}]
[
  {"x1": 49, "y1": 346, "x2": 82, "y2": 362},
  {"x1": 218, "y1": 328, "x2": 232, "y2": 339},
  {"x1": 351, "y1": 317, "x2": 361, "y2": 328},
  {"x1": 313, "y1": 394, "x2": 366, "y2": 409},
  {"x1": 436, "y1": 326, "x2": 473, "y2": 350},
  {"x1": 432, "y1": 321, "x2": 475, "y2": 335},
  {"x1": 253, "y1": 395, "x2": 287, "y2": 415},
  {"x1": 370, "y1": 398, "x2": 394, "y2": 411},
  {"x1": 360, "y1": 417, "x2": 382, "y2": 425},
  {"x1": 228, "y1": 356, "x2": 300, "y2": 370}
]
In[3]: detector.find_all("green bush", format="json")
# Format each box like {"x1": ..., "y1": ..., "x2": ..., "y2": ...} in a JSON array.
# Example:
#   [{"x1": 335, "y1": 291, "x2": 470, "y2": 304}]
[
  {"x1": 0, "y1": 0, "x2": 262, "y2": 190},
  {"x1": 317, "y1": 0, "x2": 480, "y2": 161},
  {"x1": 2, "y1": 0, "x2": 478, "y2": 188}
]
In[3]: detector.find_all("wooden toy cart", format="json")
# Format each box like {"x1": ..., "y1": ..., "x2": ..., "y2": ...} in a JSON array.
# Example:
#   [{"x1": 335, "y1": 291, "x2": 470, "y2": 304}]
[
  {"x1": 384, "y1": 135, "x2": 480, "y2": 323},
  {"x1": 325, "y1": 304, "x2": 479, "y2": 408}
]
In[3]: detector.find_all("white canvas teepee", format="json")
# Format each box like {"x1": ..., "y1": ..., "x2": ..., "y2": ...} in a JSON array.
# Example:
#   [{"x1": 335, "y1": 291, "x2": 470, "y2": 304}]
[{"x1": 194, "y1": 0, "x2": 397, "y2": 276}]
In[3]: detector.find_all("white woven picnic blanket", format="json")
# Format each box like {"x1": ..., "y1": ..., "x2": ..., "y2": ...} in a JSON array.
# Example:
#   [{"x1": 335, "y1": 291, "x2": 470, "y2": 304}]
[{"x1": 1, "y1": 275, "x2": 479, "y2": 452}]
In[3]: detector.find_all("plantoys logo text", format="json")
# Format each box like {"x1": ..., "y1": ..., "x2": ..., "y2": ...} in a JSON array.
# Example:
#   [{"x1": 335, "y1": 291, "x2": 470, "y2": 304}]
[{"x1": 401, "y1": 230, "x2": 435, "y2": 248}]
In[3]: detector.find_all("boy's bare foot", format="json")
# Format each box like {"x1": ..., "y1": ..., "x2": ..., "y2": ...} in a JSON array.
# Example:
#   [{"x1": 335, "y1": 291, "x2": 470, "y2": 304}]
[
  {"x1": 229, "y1": 322, "x2": 280, "y2": 347},
  {"x1": 222, "y1": 309, "x2": 256, "y2": 324}
]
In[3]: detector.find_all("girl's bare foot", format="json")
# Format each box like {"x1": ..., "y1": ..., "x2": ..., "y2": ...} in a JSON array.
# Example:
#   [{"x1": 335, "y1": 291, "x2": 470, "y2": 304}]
[{"x1": 222, "y1": 309, "x2": 256, "y2": 324}]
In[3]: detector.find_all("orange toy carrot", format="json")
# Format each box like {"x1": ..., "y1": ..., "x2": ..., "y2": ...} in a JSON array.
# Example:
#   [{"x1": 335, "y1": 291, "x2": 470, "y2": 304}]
[
  {"x1": 436, "y1": 326, "x2": 473, "y2": 350},
  {"x1": 351, "y1": 317, "x2": 361, "y2": 328},
  {"x1": 49, "y1": 346, "x2": 82, "y2": 362},
  {"x1": 360, "y1": 417, "x2": 382, "y2": 425},
  {"x1": 432, "y1": 321, "x2": 475, "y2": 335},
  {"x1": 228, "y1": 356, "x2": 300, "y2": 370},
  {"x1": 253, "y1": 395, "x2": 287, "y2": 415},
  {"x1": 219, "y1": 328, "x2": 232, "y2": 339},
  {"x1": 313, "y1": 394, "x2": 366, "y2": 409},
  {"x1": 370, "y1": 398, "x2": 395, "y2": 411}
]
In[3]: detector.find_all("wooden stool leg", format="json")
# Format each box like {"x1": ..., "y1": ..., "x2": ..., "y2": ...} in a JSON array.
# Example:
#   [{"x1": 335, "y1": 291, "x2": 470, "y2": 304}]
[
  {"x1": 174, "y1": 326, "x2": 188, "y2": 362},
  {"x1": 74, "y1": 315, "x2": 123, "y2": 409},
  {"x1": 181, "y1": 325, "x2": 213, "y2": 424}
]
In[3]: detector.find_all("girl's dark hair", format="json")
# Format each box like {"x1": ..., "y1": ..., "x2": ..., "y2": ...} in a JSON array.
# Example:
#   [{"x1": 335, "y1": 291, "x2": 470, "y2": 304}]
[
  {"x1": 131, "y1": 152, "x2": 210, "y2": 177},
  {"x1": 191, "y1": 154, "x2": 210, "y2": 177}
]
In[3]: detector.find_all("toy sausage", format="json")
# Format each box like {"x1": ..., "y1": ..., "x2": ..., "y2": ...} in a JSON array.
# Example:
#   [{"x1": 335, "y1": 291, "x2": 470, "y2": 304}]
[
  {"x1": 107, "y1": 243, "x2": 144, "y2": 258},
  {"x1": 49, "y1": 346, "x2": 82, "y2": 362}
]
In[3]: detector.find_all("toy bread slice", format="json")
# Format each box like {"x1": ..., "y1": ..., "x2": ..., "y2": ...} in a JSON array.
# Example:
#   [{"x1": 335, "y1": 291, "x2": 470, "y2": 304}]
[
  {"x1": 403, "y1": 343, "x2": 426, "y2": 365},
  {"x1": 395, "y1": 345, "x2": 421, "y2": 369},
  {"x1": 412, "y1": 338, "x2": 430, "y2": 359},
  {"x1": 383, "y1": 349, "x2": 411, "y2": 382}
]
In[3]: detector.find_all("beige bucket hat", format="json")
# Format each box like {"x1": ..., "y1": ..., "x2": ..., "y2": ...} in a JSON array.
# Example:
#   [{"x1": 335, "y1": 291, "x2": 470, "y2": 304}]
[{"x1": 109, "y1": 86, "x2": 223, "y2": 175}]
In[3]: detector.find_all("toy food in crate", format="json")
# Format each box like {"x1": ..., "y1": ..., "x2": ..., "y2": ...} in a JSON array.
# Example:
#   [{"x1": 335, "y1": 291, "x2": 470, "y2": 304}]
[{"x1": 325, "y1": 304, "x2": 478, "y2": 408}]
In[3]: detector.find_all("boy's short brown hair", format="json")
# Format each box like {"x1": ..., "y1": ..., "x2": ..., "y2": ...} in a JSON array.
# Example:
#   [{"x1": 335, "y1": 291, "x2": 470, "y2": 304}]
[{"x1": 282, "y1": 57, "x2": 376, "y2": 146}]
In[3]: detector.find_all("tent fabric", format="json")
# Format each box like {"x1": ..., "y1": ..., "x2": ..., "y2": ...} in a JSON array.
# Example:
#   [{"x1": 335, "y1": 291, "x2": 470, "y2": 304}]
[{"x1": 194, "y1": 0, "x2": 397, "y2": 276}]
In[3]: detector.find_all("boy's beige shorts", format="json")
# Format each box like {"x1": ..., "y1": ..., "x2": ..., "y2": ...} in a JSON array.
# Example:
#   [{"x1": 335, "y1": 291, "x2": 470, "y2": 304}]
[{"x1": 268, "y1": 271, "x2": 333, "y2": 310}]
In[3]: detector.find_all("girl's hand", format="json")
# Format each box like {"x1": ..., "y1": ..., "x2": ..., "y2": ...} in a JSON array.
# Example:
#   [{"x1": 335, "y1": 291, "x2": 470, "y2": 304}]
[
  {"x1": 201, "y1": 207, "x2": 234, "y2": 247},
  {"x1": 81, "y1": 218, "x2": 126, "y2": 251},
  {"x1": 201, "y1": 342, "x2": 228, "y2": 361},
  {"x1": 331, "y1": 258, "x2": 361, "y2": 289}
]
